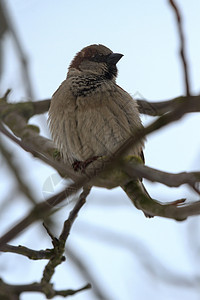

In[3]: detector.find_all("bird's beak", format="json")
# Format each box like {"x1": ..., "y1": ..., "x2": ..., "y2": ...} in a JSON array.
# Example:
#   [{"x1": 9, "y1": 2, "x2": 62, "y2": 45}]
[{"x1": 107, "y1": 53, "x2": 123, "y2": 65}]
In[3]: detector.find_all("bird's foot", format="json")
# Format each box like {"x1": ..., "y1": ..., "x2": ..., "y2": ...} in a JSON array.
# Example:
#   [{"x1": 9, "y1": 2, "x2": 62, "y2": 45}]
[{"x1": 72, "y1": 156, "x2": 100, "y2": 172}]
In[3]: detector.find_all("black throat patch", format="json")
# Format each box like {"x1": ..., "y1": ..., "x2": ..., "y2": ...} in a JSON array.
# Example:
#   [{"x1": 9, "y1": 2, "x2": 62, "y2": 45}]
[{"x1": 70, "y1": 75, "x2": 105, "y2": 97}]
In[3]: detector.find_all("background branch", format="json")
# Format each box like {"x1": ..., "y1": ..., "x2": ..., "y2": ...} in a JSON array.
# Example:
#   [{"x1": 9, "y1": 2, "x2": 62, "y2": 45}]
[
  {"x1": 0, "y1": 278, "x2": 90, "y2": 299},
  {"x1": 0, "y1": 244, "x2": 53, "y2": 260},
  {"x1": 168, "y1": 0, "x2": 191, "y2": 95},
  {"x1": 136, "y1": 95, "x2": 200, "y2": 116},
  {"x1": 0, "y1": 188, "x2": 92, "y2": 299},
  {"x1": 8, "y1": 95, "x2": 200, "y2": 118},
  {"x1": 0, "y1": 141, "x2": 37, "y2": 204}
]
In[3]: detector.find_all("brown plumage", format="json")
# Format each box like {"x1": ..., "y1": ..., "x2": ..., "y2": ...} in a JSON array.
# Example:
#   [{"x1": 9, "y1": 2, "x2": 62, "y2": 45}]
[
  {"x1": 49, "y1": 44, "x2": 144, "y2": 164},
  {"x1": 48, "y1": 44, "x2": 151, "y2": 216}
]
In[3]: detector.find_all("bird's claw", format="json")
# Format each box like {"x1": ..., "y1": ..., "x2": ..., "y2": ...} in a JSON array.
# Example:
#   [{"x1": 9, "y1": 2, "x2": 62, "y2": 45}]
[{"x1": 72, "y1": 156, "x2": 100, "y2": 172}]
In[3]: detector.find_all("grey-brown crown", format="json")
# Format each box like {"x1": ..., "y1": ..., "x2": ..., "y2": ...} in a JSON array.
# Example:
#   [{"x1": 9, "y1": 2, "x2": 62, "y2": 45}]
[{"x1": 69, "y1": 44, "x2": 123, "y2": 79}]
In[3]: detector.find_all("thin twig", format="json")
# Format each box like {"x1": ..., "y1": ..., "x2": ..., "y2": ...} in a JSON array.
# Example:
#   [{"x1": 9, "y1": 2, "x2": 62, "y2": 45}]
[
  {"x1": 59, "y1": 186, "x2": 91, "y2": 241},
  {"x1": 1, "y1": 1, "x2": 34, "y2": 99},
  {"x1": 0, "y1": 184, "x2": 83, "y2": 247},
  {"x1": 0, "y1": 278, "x2": 90, "y2": 299},
  {"x1": 0, "y1": 141, "x2": 37, "y2": 204},
  {"x1": 169, "y1": 0, "x2": 191, "y2": 95},
  {"x1": 0, "y1": 188, "x2": 92, "y2": 298},
  {"x1": 0, "y1": 244, "x2": 53, "y2": 260},
  {"x1": 41, "y1": 186, "x2": 91, "y2": 285}
]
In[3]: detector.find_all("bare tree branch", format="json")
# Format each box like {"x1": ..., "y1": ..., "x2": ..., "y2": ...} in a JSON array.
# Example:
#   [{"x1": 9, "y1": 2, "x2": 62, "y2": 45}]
[
  {"x1": 0, "y1": 140, "x2": 37, "y2": 204},
  {"x1": 0, "y1": 121, "x2": 79, "y2": 181},
  {"x1": 0, "y1": 244, "x2": 53, "y2": 260},
  {"x1": 0, "y1": 181, "x2": 85, "y2": 247},
  {"x1": 123, "y1": 180, "x2": 200, "y2": 220},
  {"x1": 0, "y1": 188, "x2": 92, "y2": 299},
  {"x1": 0, "y1": 1, "x2": 34, "y2": 98},
  {"x1": 59, "y1": 186, "x2": 91, "y2": 241},
  {"x1": 7, "y1": 95, "x2": 200, "y2": 118},
  {"x1": 122, "y1": 160, "x2": 200, "y2": 192},
  {"x1": 41, "y1": 187, "x2": 91, "y2": 285},
  {"x1": 0, "y1": 92, "x2": 200, "y2": 246},
  {"x1": 1, "y1": 95, "x2": 199, "y2": 180},
  {"x1": 0, "y1": 2, "x2": 198, "y2": 299},
  {"x1": 168, "y1": 0, "x2": 191, "y2": 95},
  {"x1": 0, "y1": 278, "x2": 90, "y2": 299},
  {"x1": 137, "y1": 95, "x2": 200, "y2": 116}
]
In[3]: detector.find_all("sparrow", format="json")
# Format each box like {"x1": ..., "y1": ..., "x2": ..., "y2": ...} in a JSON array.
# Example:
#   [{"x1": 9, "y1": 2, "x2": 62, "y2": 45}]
[{"x1": 48, "y1": 44, "x2": 150, "y2": 215}]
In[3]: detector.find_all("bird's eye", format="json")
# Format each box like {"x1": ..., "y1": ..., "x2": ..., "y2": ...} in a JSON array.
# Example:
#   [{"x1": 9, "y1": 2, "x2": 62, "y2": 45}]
[{"x1": 90, "y1": 54, "x2": 109, "y2": 63}]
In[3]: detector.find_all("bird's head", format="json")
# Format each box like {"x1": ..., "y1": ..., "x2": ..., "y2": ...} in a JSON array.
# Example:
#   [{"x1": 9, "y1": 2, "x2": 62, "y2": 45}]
[{"x1": 68, "y1": 44, "x2": 123, "y2": 80}]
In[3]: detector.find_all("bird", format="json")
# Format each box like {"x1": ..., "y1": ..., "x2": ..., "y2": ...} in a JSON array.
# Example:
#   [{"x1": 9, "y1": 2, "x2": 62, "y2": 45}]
[{"x1": 48, "y1": 44, "x2": 150, "y2": 216}]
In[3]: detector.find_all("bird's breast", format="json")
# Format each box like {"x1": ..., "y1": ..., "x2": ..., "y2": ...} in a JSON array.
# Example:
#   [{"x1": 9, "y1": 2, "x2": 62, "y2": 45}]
[
  {"x1": 69, "y1": 89, "x2": 142, "y2": 162},
  {"x1": 50, "y1": 77, "x2": 144, "y2": 164}
]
